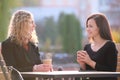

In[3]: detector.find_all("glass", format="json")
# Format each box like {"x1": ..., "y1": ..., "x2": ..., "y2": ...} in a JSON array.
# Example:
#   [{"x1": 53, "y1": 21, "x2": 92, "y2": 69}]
[
  {"x1": 42, "y1": 59, "x2": 52, "y2": 64},
  {"x1": 42, "y1": 53, "x2": 52, "y2": 64},
  {"x1": 42, "y1": 52, "x2": 53, "y2": 72}
]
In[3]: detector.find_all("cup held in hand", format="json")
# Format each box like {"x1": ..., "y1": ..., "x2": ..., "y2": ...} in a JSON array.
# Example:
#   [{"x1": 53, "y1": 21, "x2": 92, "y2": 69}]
[{"x1": 43, "y1": 59, "x2": 52, "y2": 64}]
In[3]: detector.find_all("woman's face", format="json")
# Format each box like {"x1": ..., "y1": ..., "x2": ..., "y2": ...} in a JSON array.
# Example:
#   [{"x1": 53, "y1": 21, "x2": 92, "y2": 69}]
[
  {"x1": 28, "y1": 19, "x2": 35, "y2": 34},
  {"x1": 86, "y1": 19, "x2": 100, "y2": 38}
]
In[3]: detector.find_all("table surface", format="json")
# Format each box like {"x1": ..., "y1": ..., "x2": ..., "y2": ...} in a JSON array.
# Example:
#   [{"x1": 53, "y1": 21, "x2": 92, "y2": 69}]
[{"x1": 21, "y1": 71, "x2": 120, "y2": 78}]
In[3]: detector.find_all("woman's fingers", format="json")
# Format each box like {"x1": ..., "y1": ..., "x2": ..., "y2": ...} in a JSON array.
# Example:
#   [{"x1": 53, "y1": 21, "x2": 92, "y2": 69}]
[
  {"x1": 77, "y1": 50, "x2": 88, "y2": 63},
  {"x1": 36, "y1": 64, "x2": 52, "y2": 72}
]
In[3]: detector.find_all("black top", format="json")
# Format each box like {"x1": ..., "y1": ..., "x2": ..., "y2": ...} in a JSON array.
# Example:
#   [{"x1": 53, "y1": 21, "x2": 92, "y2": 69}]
[
  {"x1": 84, "y1": 41, "x2": 118, "y2": 80},
  {"x1": 2, "y1": 38, "x2": 42, "y2": 80}
]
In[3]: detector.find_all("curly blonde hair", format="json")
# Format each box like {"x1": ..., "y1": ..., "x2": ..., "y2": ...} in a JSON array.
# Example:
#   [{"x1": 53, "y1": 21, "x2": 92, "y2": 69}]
[{"x1": 8, "y1": 10, "x2": 38, "y2": 46}]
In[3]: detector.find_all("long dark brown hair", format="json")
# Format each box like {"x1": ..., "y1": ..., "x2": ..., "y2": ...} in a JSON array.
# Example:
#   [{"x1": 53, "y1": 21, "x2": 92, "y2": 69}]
[{"x1": 86, "y1": 13, "x2": 113, "y2": 41}]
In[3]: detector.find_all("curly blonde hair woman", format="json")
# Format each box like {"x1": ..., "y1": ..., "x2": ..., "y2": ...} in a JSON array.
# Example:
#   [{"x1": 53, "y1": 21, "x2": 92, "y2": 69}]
[
  {"x1": 2, "y1": 10, "x2": 53, "y2": 80},
  {"x1": 8, "y1": 10, "x2": 38, "y2": 46}
]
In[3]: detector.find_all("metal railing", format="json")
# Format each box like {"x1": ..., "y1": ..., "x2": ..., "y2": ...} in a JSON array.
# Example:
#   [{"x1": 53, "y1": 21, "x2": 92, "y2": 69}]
[{"x1": 21, "y1": 71, "x2": 120, "y2": 80}]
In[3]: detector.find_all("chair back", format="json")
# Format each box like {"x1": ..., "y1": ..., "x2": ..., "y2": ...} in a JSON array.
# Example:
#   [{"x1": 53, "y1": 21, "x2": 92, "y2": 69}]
[{"x1": 0, "y1": 42, "x2": 12, "y2": 80}]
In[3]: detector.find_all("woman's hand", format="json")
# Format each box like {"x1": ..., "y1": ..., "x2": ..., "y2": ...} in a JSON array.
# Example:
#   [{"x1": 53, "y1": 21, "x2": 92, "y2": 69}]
[
  {"x1": 77, "y1": 50, "x2": 86, "y2": 70},
  {"x1": 77, "y1": 50, "x2": 85, "y2": 64},
  {"x1": 77, "y1": 50, "x2": 96, "y2": 69},
  {"x1": 33, "y1": 64, "x2": 53, "y2": 72}
]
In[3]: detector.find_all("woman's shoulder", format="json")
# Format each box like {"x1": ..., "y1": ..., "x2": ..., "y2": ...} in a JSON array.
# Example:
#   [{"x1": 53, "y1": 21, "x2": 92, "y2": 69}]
[
  {"x1": 105, "y1": 40, "x2": 116, "y2": 47},
  {"x1": 106, "y1": 40, "x2": 118, "y2": 51},
  {"x1": 105, "y1": 40, "x2": 118, "y2": 54},
  {"x1": 84, "y1": 43, "x2": 91, "y2": 49},
  {"x1": 2, "y1": 38, "x2": 12, "y2": 45},
  {"x1": 2, "y1": 38, "x2": 17, "y2": 48},
  {"x1": 29, "y1": 42, "x2": 38, "y2": 48},
  {"x1": 84, "y1": 40, "x2": 116, "y2": 49},
  {"x1": 1, "y1": 38, "x2": 15, "y2": 54}
]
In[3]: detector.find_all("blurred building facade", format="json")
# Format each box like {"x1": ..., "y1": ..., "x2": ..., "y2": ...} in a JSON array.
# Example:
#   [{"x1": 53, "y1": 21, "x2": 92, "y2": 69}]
[
  {"x1": 39, "y1": 0, "x2": 120, "y2": 29},
  {"x1": 99, "y1": 0, "x2": 120, "y2": 29},
  {"x1": 39, "y1": 0, "x2": 98, "y2": 28}
]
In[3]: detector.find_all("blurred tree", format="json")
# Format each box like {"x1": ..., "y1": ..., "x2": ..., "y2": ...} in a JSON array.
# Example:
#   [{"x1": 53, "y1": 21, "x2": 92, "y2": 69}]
[
  {"x1": 36, "y1": 17, "x2": 60, "y2": 52},
  {"x1": 35, "y1": 20, "x2": 45, "y2": 42},
  {"x1": 44, "y1": 38, "x2": 52, "y2": 52},
  {"x1": 0, "y1": 0, "x2": 9, "y2": 42},
  {"x1": 58, "y1": 13, "x2": 82, "y2": 54},
  {"x1": 9, "y1": 0, "x2": 23, "y2": 7},
  {"x1": 54, "y1": 36, "x2": 62, "y2": 52},
  {"x1": 43, "y1": 17, "x2": 59, "y2": 45},
  {"x1": 0, "y1": 0, "x2": 23, "y2": 42}
]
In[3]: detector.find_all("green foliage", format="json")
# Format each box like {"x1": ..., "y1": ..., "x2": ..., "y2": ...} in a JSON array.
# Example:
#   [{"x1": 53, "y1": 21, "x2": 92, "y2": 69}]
[
  {"x1": 0, "y1": 0, "x2": 9, "y2": 41},
  {"x1": 58, "y1": 13, "x2": 82, "y2": 54},
  {"x1": 36, "y1": 13, "x2": 82, "y2": 53},
  {"x1": 36, "y1": 16, "x2": 61, "y2": 52},
  {"x1": 0, "y1": 0, "x2": 22, "y2": 42},
  {"x1": 44, "y1": 38, "x2": 52, "y2": 52},
  {"x1": 43, "y1": 17, "x2": 59, "y2": 44},
  {"x1": 8, "y1": 0, "x2": 23, "y2": 7}
]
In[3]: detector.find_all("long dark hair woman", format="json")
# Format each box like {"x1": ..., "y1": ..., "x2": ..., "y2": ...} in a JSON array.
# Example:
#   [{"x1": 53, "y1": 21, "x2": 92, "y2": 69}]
[{"x1": 77, "y1": 13, "x2": 118, "y2": 80}]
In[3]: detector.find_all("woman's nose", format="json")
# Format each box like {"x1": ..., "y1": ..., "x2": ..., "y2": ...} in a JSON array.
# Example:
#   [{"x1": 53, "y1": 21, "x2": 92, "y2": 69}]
[
  {"x1": 33, "y1": 23, "x2": 36, "y2": 27},
  {"x1": 86, "y1": 27, "x2": 91, "y2": 32}
]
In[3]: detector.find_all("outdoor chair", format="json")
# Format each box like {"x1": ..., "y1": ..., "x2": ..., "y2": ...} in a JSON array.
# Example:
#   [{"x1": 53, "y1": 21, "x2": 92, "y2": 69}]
[{"x1": 0, "y1": 53, "x2": 24, "y2": 80}]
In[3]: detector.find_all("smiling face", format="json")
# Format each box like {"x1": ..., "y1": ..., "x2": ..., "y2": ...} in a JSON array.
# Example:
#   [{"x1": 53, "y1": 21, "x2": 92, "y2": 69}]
[
  {"x1": 86, "y1": 14, "x2": 113, "y2": 41},
  {"x1": 86, "y1": 19, "x2": 100, "y2": 39}
]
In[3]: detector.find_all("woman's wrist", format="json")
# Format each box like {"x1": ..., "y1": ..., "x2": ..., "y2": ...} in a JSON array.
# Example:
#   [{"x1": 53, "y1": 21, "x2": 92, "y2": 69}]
[
  {"x1": 89, "y1": 60, "x2": 96, "y2": 69},
  {"x1": 79, "y1": 62, "x2": 86, "y2": 70}
]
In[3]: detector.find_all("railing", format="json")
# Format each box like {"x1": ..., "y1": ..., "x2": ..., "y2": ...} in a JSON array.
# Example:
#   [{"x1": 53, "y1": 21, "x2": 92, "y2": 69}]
[{"x1": 21, "y1": 71, "x2": 120, "y2": 80}]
